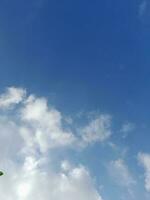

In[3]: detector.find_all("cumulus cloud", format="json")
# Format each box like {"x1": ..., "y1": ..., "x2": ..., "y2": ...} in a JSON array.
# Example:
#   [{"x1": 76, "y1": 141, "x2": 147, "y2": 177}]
[
  {"x1": 0, "y1": 87, "x2": 26, "y2": 109},
  {"x1": 108, "y1": 159, "x2": 136, "y2": 187},
  {"x1": 0, "y1": 86, "x2": 105, "y2": 200},
  {"x1": 20, "y1": 95, "x2": 77, "y2": 152},
  {"x1": 138, "y1": 152, "x2": 150, "y2": 192},
  {"x1": 0, "y1": 156, "x2": 102, "y2": 200}
]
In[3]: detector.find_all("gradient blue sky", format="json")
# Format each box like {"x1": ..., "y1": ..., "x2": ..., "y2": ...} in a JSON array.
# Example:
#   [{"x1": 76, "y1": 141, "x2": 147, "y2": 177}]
[{"x1": 0, "y1": 1, "x2": 150, "y2": 200}]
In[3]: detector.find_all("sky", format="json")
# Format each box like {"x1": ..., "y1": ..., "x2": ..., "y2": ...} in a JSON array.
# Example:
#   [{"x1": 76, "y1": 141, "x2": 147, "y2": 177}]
[{"x1": 0, "y1": 0, "x2": 150, "y2": 199}]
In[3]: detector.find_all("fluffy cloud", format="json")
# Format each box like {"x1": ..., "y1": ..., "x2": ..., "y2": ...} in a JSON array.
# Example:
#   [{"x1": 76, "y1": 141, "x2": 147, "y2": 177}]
[
  {"x1": 138, "y1": 152, "x2": 150, "y2": 192},
  {"x1": 0, "y1": 156, "x2": 102, "y2": 200},
  {"x1": 0, "y1": 87, "x2": 26, "y2": 109},
  {"x1": 20, "y1": 95, "x2": 77, "y2": 152},
  {"x1": 81, "y1": 114, "x2": 112, "y2": 145},
  {"x1": 108, "y1": 159, "x2": 136, "y2": 187},
  {"x1": 0, "y1": 87, "x2": 104, "y2": 200}
]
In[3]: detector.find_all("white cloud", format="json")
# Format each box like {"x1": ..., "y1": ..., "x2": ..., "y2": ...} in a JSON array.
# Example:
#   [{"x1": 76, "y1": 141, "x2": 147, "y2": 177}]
[
  {"x1": 12, "y1": 158, "x2": 102, "y2": 200},
  {"x1": 138, "y1": 152, "x2": 150, "y2": 192},
  {"x1": 20, "y1": 95, "x2": 76, "y2": 152},
  {"x1": 81, "y1": 114, "x2": 112, "y2": 145},
  {"x1": 108, "y1": 159, "x2": 136, "y2": 187},
  {"x1": 0, "y1": 87, "x2": 104, "y2": 200},
  {"x1": 0, "y1": 87, "x2": 26, "y2": 109}
]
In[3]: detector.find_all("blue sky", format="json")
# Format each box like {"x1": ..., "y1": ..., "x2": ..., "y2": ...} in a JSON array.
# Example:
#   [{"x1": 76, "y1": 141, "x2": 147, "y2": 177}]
[{"x1": 0, "y1": 0, "x2": 150, "y2": 200}]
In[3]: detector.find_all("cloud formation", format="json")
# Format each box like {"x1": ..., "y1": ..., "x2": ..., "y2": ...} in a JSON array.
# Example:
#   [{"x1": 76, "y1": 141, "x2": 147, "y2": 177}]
[
  {"x1": 108, "y1": 159, "x2": 136, "y2": 188},
  {"x1": 120, "y1": 122, "x2": 135, "y2": 138},
  {"x1": 138, "y1": 152, "x2": 150, "y2": 192},
  {"x1": 0, "y1": 87, "x2": 26, "y2": 109},
  {"x1": 0, "y1": 87, "x2": 105, "y2": 200},
  {"x1": 139, "y1": 0, "x2": 147, "y2": 16},
  {"x1": 81, "y1": 114, "x2": 112, "y2": 145},
  {"x1": 20, "y1": 95, "x2": 77, "y2": 152}
]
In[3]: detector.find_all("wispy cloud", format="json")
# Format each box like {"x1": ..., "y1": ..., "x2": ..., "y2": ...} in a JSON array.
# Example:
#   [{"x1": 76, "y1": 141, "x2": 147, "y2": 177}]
[
  {"x1": 108, "y1": 159, "x2": 136, "y2": 188},
  {"x1": 81, "y1": 114, "x2": 112, "y2": 146},
  {"x1": 120, "y1": 122, "x2": 135, "y2": 138},
  {"x1": 139, "y1": 0, "x2": 147, "y2": 16},
  {"x1": 108, "y1": 158, "x2": 136, "y2": 198},
  {"x1": 138, "y1": 152, "x2": 150, "y2": 192}
]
